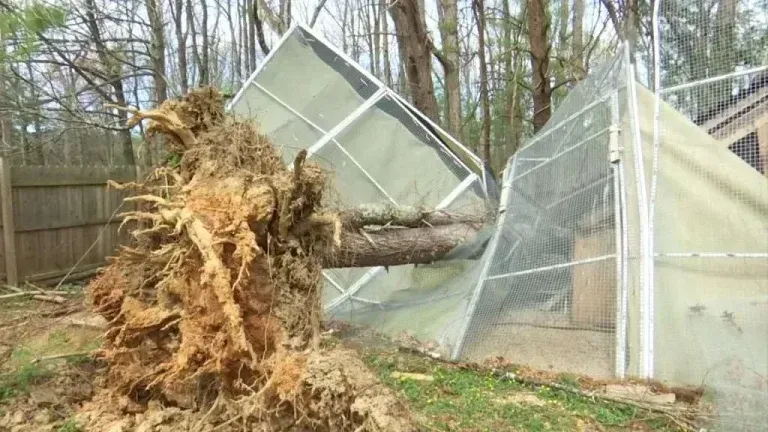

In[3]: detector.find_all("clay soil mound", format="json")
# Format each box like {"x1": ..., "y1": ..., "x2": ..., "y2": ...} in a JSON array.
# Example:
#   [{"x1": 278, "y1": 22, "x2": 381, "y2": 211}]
[{"x1": 84, "y1": 88, "x2": 414, "y2": 431}]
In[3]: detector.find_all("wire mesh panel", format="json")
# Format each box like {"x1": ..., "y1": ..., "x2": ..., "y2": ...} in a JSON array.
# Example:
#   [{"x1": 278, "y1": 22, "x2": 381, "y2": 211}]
[
  {"x1": 455, "y1": 56, "x2": 628, "y2": 378},
  {"x1": 650, "y1": 60, "x2": 768, "y2": 432},
  {"x1": 649, "y1": 2, "x2": 768, "y2": 428},
  {"x1": 229, "y1": 83, "x2": 325, "y2": 165},
  {"x1": 252, "y1": 27, "x2": 379, "y2": 132}
]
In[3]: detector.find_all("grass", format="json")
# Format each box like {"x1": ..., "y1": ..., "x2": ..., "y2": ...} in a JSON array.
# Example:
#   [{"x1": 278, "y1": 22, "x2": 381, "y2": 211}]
[
  {"x1": 364, "y1": 350, "x2": 683, "y2": 431},
  {"x1": 0, "y1": 360, "x2": 52, "y2": 403},
  {"x1": 57, "y1": 417, "x2": 83, "y2": 432}
]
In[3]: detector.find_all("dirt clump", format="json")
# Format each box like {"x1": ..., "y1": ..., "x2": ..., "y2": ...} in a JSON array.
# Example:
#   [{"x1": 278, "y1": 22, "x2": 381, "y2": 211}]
[{"x1": 84, "y1": 87, "x2": 414, "y2": 431}]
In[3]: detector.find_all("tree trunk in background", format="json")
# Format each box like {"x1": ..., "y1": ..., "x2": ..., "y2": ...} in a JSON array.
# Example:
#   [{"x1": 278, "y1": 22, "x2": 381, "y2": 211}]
[
  {"x1": 473, "y1": 0, "x2": 491, "y2": 166},
  {"x1": 713, "y1": 0, "x2": 737, "y2": 75},
  {"x1": 84, "y1": 0, "x2": 136, "y2": 165},
  {"x1": 146, "y1": 0, "x2": 168, "y2": 103},
  {"x1": 572, "y1": 0, "x2": 585, "y2": 79},
  {"x1": 227, "y1": 0, "x2": 241, "y2": 84},
  {"x1": 624, "y1": 0, "x2": 637, "y2": 62},
  {"x1": 247, "y1": 0, "x2": 258, "y2": 67},
  {"x1": 438, "y1": 0, "x2": 462, "y2": 138},
  {"x1": 527, "y1": 0, "x2": 552, "y2": 132},
  {"x1": 199, "y1": 0, "x2": 210, "y2": 86},
  {"x1": 171, "y1": 0, "x2": 189, "y2": 94},
  {"x1": 186, "y1": 0, "x2": 202, "y2": 86},
  {"x1": 253, "y1": 0, "x2": 272, "y2": 55},
  {"x1": 389, "y1": 0, "x2": 439, "y2": 122},
  {"x1": 380, "y1": 0, "x2": 392, "y2": 86},
  {"x1": 372, "y1": 0, "x2": 380, "y2": 77}
]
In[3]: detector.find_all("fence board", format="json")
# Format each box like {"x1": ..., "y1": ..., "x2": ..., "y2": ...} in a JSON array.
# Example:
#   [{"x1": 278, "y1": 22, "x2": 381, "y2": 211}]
[{"x1": 0, "y1": 165, "x2": 138, "y2": 285}]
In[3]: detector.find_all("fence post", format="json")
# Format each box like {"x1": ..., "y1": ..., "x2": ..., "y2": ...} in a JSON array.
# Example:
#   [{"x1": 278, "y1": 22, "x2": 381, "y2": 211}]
[{"x1": 0, "y1": 156, "x2": 18, "y2": 286}]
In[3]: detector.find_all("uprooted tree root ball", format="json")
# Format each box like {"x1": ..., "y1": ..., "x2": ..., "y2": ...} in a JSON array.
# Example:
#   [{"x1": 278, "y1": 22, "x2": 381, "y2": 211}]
[{"x1": 85, "y1": 87, "x2": 415, "y2": 431}]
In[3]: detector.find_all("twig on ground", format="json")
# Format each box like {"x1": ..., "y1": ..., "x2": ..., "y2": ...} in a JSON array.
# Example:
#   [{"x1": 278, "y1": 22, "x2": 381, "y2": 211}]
[
  {"x1": 31, "y1": 350, "x2": 94, "y2": 364},
  {"x1": 31, "y1": 294, "x2": 67, "y2": 304}
]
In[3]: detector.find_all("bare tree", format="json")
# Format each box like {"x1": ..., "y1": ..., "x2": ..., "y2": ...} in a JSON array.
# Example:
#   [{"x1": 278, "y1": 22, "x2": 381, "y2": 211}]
[
  {"x1": 436, "y1": 0, "x2": 461, "y2": 138},
  {"x1": 473, "y1": 0, "x2": 491, "y2": 165},
  {"x1": 380, "y1": 0, "x2": 392, "y2": 86},
  {"x1": 527, "y1": 0, "x2": 552, "y2": 132},
  {"x1": 572, "y1": 0, "x2": 585, "y2": 79},
  {"x1": 170, "y1": 0, "x2": 190, "y2": 94},
  {"x1": 389, "y1": 0, "x2": 439, "y2": 121},
  {"x1": 145, "y1": 0, "x2": 167, "y2": 103}
]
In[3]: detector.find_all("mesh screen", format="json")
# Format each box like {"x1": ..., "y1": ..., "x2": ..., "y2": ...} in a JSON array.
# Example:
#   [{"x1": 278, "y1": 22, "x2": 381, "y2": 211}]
[
  {"x1": 229, "y1": 83, "x2": 323, "y2": 165},
  {"x1": 332, "y1": 94, "x2": 469, "y2": 207},
  {"x1": 648, "y1": 56, "x2": 768, "y2": 429},
  {"x1": 253, "y1": 29, "x2": 378, "y2": 132},
  {"x1": 456, "y1": 56, "x2": 627, "y2": 379},
  {"x1": 648, "y1": 2, "x2": 768, "y2": 425}
]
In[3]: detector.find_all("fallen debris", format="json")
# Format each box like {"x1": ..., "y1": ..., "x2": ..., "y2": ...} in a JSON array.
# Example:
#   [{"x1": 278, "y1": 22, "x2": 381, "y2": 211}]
[
  {"x1": 604, "y1": 384, "x2": 677, "y2": 405},
  {"x1": 391, "y1": 372, "x2": 435, "y2": 382}
]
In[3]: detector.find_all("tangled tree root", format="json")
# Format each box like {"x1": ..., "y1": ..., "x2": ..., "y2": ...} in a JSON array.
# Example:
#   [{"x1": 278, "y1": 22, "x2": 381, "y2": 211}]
[{"x1": 85, "y1": 88, "x2": 415, "y2": 431}]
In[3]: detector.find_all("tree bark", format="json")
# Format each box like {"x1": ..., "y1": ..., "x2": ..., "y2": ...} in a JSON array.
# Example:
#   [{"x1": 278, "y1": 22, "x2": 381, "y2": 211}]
[
  {"x1": 171, "y1": 0, "x2": 189, "y2": 94},
  {"x1": 83, "y1": 0, "x2": 136, "y2": 165},
  {"x1": 339, "y1": 203, "x2": 486, "y2": 229},
  {"x1": 572, "y1": 0, "x2": 585, "y2": 79},
  {"x1": 473, "y1": 0, "x2": 491, "y2": 166},
  {"x1": 288, "y1": 203, "x2": 488, "y2": 268},
  {"x1": 527, "y1": 0, "x2": 552, "y2": 132},
  {"x1": 145, "y1": 0, "x2": 168, "y2": 103},
  {"x1": 437, "y1": 0, "x2": 461, "y2": 138},
  {"x1": 199, "y1": 0, "x2": 210, "y2": 86},
  {"x1": 380, "y1": 0, "x2": 392, "y2": 87},
  {"x1": 389, "y1": 0, "x2": 440, "y2": 122},
  {"x1": 326, "y1": 223, "x2": 481, "y2": 268}
]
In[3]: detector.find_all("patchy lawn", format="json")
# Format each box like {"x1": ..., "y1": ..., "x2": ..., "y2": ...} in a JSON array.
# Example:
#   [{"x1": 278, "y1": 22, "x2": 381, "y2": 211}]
[{"x1": 362, "y1": 349, "x2": 686, "y2": 431}]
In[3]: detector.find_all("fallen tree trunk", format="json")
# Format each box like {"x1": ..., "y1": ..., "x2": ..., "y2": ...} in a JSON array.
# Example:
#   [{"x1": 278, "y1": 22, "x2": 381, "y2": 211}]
[
  {"x1": 340, "y1": 203, "x2": 487, "y2": 229},
  {"x1": 321, "y1": 203, "x2": 490, "y2": 268},
  {"x1": 326, "y1": 222, "x2": 483, "y2": 268}
]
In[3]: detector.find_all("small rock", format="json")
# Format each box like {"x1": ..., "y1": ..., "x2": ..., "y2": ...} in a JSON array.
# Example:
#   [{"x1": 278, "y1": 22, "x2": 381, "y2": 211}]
[{"x1": 391, "y1": 372, "x2": 434, "y2": 382}]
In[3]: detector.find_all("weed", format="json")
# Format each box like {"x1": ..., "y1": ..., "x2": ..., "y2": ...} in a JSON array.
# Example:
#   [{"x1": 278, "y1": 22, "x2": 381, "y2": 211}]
[
  {"x1": 57, "y1": 418, "x2": 83, "y2": 432},
  {"x1": 0, "y1": 355, "x2": 53, "y2": 403},
  {"x1": 48, "y1": 330, "x2": 70, "y2": 346}
]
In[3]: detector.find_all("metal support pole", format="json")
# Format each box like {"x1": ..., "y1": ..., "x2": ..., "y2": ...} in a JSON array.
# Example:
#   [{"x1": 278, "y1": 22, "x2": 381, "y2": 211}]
[
  {"x1": 609, "y1": 90, "x2": 628, "y2": 378},
  {"x1": 626, "y1": 45, "x2": 654, "y2": 379}
]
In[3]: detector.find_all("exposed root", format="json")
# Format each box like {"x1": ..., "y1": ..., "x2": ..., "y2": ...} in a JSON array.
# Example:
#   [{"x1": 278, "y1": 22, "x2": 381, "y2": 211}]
[{"x1": 86, "y1": 87, "x2": 415, "y2": 431}]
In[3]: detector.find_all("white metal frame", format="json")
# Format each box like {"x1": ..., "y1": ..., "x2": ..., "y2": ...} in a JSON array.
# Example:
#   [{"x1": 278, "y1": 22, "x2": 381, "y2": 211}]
[
  {"x1": 659, "y1": 65, "x2": 768, "y2": 94},
  {"x1": 625, "y1": 45, "x2": 655, "y2": 379},
  {"x1": 485, "y1": 254, "x2": 617, "y2": 281},
  {"x1": 610, "y1": 90, "x2": 628, "y2": 379}
]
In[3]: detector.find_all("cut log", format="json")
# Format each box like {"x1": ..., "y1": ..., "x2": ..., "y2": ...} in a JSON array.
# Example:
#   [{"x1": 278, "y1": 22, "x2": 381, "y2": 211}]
[{"x1": 324, "y1": 222, "x2": 483, "y2": 268}]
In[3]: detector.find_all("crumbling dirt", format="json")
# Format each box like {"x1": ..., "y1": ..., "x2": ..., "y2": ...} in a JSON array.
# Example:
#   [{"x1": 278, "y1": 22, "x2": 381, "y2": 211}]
[{"x1": 83, "y1": 87, "x2": 414, "y2": 431}]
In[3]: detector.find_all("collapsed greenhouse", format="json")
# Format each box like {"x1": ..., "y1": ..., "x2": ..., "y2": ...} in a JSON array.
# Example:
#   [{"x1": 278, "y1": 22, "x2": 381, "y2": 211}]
[{"x1": 229, "y1": 22, "x2": 767, "y2": 406}]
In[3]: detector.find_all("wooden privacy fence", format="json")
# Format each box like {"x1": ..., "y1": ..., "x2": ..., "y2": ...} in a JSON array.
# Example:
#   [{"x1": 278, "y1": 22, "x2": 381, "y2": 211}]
[{"x1": 0, "y1": 158, "x2": 137, "y2": 286}]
